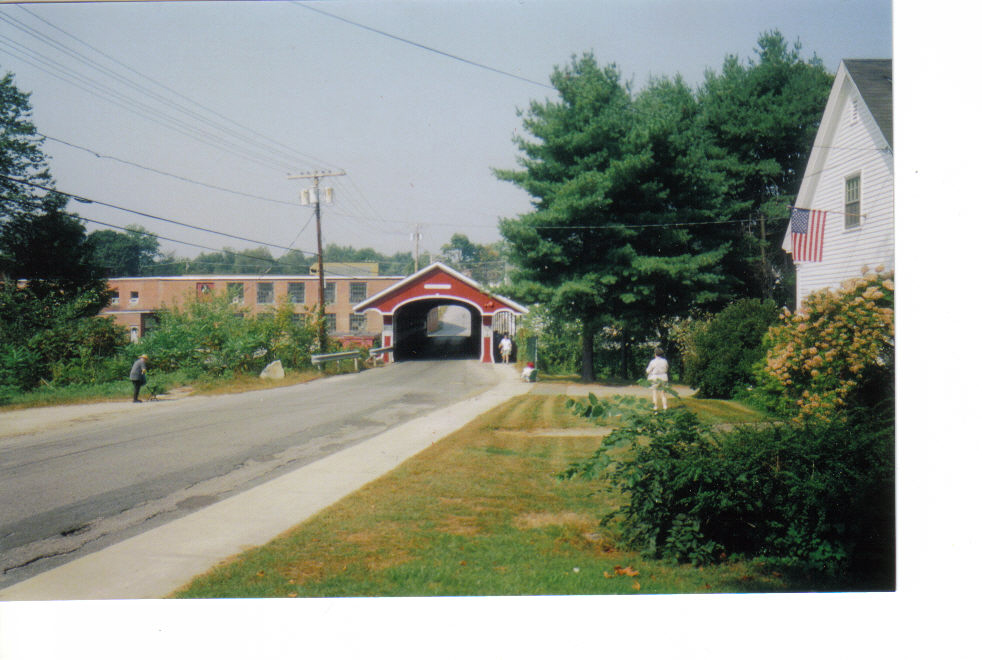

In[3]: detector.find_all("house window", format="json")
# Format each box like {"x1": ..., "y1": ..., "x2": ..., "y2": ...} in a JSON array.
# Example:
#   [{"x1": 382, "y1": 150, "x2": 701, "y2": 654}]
[
  {"x1": 129, "y1": 326, "x2": 139, "y2": 343},
  {"x1": 257, "y1": 282, "x2": 274, "y2": 305},
  {"x1": 349, "y1": 282, "x2": 367, "y2": 303},
  {"x1": 129, "y1": 291, "x2": 139, "y2": 306},
  {"x1": 323, "y1": 282, "x2": 336, "y2": 305},
  {"x1": 287, "y1": 282, "x2": 305, "y2": 304},
  {"x1": 324, "y1": 313, "x2": 336, "y2": 332},
  {"x1": 349, "y1": 313, "x2": 367, "y2": 333},
  {"x1": 110, "y1": 290, "x2": 120, "y2": 306},
  {"x1": 227, "y1": 282, "x2": 244, "y2": 303},
  {"x1": 196, "y1": 282, "x2": 215, "y2": 298},
  {"x1": 845, "y1": 175, "x2": 861, "y2": 229},
  {"x1": 292, "y1": 313, "x2": 306, "y2": 324}
]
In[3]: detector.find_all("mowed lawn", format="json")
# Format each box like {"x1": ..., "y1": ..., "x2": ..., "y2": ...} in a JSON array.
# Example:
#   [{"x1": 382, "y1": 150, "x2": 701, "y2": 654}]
[{"x1": 173, "y1": 393, "x2": 800, "y2": 598}]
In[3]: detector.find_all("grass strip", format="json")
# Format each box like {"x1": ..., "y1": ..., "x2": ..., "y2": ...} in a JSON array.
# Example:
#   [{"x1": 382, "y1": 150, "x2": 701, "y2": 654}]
[{"x1": 173, "y1": 394, "x2": 816, "y2": 598}]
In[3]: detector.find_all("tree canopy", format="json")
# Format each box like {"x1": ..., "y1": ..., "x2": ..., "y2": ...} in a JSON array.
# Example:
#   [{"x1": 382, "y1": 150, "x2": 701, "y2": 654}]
[
  {"x1": 495, "y1": 33, "x2": 832, "y2": 380},
  {"x1": 439, "y1": 233, "x2": 503, "y2": 285},
  {"x1": 85, "y1": 225, "x2": 162, "y2": 277},
  {"x1": 0, "y1": 72, "x2": 51, "y2": 225}
]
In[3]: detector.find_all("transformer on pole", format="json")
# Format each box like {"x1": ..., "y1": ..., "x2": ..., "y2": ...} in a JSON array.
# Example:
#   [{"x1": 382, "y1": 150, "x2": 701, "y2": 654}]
[{"x1": 288, "y1": 170, "x2": 346, "y2": 352}]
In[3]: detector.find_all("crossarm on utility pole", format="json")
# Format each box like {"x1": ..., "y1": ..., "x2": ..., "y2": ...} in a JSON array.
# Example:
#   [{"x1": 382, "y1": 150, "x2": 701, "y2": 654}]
[{"x1": 288, "y1": 170, "x2": 346, "y2": 352}]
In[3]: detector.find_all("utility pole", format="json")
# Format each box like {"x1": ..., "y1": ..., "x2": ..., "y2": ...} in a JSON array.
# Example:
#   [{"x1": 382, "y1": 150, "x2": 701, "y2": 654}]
[
  {"x1": 288, "y1": 169, "x2": 345, "y2": 351},
  {"x1": 411, "y1": 224, "x2": 422, "y2": 272},
  {"x1": 758, "y1": 211, "x2": 771, "y2": 300}
]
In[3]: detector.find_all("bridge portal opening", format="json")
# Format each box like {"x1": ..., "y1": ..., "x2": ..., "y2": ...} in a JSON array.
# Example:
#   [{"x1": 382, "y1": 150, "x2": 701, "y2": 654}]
[{"x1": 393, "y1": 300, "x2": 481, "y2": 360}]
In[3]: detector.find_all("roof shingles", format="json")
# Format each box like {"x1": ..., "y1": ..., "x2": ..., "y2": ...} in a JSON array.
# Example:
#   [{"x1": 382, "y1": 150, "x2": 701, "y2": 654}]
[{"x1": 843, "y1": 59, "x2": 892, "y2": 149}]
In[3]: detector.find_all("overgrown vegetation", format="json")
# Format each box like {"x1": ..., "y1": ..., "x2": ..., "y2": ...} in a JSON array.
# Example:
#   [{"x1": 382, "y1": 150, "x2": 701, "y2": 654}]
[
  {"x1": 0, "y1": 290, "x2": 332, "y2": 406},
  {"x1": 560, "y1": 275, "x2": 896, "y2": 590},
  {"x1": 561, "y1": 396, "x2": 893, "y2": 589},
  {"x1": 138, "y1": 292, "x2": 327, "y2": 379}
]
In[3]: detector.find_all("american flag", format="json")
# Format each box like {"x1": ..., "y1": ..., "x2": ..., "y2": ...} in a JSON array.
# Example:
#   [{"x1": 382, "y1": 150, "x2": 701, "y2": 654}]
[{"x1": 789, "y1": 207, "x2": 827, "y2": 262}]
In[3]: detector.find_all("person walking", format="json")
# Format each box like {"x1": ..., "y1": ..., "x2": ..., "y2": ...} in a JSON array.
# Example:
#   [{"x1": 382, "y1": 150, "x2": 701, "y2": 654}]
[
  {"x1": 129, "y1": 354, "x2": 149, "y2": 403},
  {"x1": 498, "y1": 335, "x2": 513, "y2": 363},
  {"x1": 645, "y1": 348, "x2": 669, "y2": 411}
]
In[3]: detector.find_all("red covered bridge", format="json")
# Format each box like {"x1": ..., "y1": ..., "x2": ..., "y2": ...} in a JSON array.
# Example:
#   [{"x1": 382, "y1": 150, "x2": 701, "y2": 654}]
[{"x1": 352, "y1": 262, "x2": 528, "y2": 363}]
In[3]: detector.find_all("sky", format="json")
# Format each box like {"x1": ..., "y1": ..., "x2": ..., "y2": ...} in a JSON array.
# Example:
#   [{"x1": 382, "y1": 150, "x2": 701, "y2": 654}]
[{"x1": 0, "y1": 0, "x2": 892, "y2": 268}]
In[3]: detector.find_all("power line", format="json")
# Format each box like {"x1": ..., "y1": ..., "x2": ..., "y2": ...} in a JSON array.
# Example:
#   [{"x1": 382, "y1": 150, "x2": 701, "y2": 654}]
[
  {"x1": 0, "y1": 33, "x2": 294, "y2": 172},
  {"x1": 292, "y1": 1, "x2": 555, "y2": 90},
  {"x1": 531, "y1": 218, "x2": 758, "y2": 230},
  {"x1": 0, "y1": 6, "x2": 404, "y2": 235},
  {"x1": 77, "y1": 215, "x2": 283, "y2": 268},
  {"x1": 0, "y1": 173, "x2": 319, "y2": 258},
  {"x1": 79, "y1": 215, "x2": 392, "y2": 278},
  {"x1": 0, "y1": 8, "x2": 325, "y2": 173},
  {"x1": 16, "y1": 4, "x2": 332, "y2": 171},
  {"x1": 40, "y1": 133, "x2": 305, "y2": 208}
]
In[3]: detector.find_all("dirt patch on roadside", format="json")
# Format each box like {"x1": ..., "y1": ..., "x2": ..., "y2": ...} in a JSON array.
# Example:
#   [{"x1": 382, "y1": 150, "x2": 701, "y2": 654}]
[{"x1": 514, "y1": 511, "x2": 595, "y2": 530}]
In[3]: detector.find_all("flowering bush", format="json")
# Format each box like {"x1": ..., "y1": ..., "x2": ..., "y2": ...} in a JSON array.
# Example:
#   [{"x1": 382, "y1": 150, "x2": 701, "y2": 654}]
[{"x1": 757, "y1": 270, "x2": 894, "y2": 422}]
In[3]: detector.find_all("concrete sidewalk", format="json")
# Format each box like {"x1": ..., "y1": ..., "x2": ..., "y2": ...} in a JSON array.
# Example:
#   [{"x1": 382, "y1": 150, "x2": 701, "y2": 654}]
[{"x1": 0, "y1": 368, "x2": 532, "y2": 601}]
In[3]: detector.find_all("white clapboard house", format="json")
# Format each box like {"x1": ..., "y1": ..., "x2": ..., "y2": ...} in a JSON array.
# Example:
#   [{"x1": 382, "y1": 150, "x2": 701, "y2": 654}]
[{"x1": 782, "y1": 59, "x2": 893, "y2": 310}]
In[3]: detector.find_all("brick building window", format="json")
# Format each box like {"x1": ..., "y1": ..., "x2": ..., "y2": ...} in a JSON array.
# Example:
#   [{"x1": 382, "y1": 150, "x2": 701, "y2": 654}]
[
  {"x1": 349, "y1": 282, "x2": 367, "y2": 303},
  {"x1": 110, "y1": 290, "x2": 120, "y2": 306},
  {"x1": 288, "y1": 282, "x2": 305, "y2": 304},
  {"x1": 129, "y1": 291, "x2": 139, "y2": 306},
  {"x1": 323, "y1": 282, "x2": 336, "y2": 305},
  {"x1": 324, "y1": 313, "x2": 336, "y2": 332},
  {"x1": 257, "y1": 282, "x2": 274, "y2": 305},
  {"x1": 350, "y1": 313, "x2": 367, "y2": 333}
]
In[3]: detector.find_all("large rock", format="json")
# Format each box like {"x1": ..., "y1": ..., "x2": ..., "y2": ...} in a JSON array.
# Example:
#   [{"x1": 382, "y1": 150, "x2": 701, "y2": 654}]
[{"x1": 259, "y1": 360, "x2": 285, "y2": 380}]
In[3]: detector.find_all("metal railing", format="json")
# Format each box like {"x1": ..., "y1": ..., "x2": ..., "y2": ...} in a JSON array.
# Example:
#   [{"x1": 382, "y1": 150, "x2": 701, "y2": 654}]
[{"x1": 311, "y1": 350, "x2": 361, "y2": 370}]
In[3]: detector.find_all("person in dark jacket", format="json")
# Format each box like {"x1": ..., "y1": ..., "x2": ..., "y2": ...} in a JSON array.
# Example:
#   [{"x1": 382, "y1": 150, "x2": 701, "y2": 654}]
[{"x1": 129, "y1": 354, "x2": 149, "y2": 403}]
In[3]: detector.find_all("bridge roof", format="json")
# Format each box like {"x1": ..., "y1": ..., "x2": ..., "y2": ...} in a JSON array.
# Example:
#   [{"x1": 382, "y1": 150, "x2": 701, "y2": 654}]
[{"x1": 352, "y1": 262, "x2": 528, "y2": 316}]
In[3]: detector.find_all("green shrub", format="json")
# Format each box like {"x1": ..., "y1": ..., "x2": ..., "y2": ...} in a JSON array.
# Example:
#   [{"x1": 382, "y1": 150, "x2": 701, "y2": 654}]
[
  {"x1": 136, "y1": 293, "x2": 325, "y2": 377},
  {"x1": 562, "y1": 395, "x2": 894, "y2": 587},
  {"x1": 516, "y1": 304, "x2": 581, "y2": 375},
  {"x1": 0, "y1": 344, "x2": 44, "y2": 391},
  {"x1": 684, "y1": 299, "x2": 778, "y2": 398}
]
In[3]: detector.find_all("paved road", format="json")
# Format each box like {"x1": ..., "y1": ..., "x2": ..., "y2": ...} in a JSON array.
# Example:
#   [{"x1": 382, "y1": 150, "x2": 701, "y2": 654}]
[{"x1": 0, "y1": 360, "x2": 499, "y2": 590}]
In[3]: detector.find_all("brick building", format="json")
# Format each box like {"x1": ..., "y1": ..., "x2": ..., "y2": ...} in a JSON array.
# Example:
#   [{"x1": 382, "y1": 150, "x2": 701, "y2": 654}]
[{"x1": 99, "y1": 274, "x2": 403, "y2": 344}]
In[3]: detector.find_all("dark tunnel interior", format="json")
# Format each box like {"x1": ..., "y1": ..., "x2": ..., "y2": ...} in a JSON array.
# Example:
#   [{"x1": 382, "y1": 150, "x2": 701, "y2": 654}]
[{"x1": 392, "y1": 301, "x2": 482, "y2": 360}]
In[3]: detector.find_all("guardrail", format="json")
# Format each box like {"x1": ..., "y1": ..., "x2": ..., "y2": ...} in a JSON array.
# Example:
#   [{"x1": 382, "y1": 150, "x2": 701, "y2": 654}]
[
  {"x1": 311, "y1": 350, "x2": 361, "y2": 370},
  {"x1": 368, "y1": 346, "x2": 394, "y2": 366}
]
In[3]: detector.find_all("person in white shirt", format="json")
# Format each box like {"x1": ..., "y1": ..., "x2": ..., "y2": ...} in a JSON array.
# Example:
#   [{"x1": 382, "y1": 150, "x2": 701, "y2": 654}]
[
  {"x1": 645, "y1": 348, "x2": 670, "y2": 411},
  {"x1": 498, "y1": 335, "x2": 513, "y2": 363}
]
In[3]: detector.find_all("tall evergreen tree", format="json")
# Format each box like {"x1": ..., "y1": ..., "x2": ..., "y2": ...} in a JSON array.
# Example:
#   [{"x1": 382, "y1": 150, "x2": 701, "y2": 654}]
[
  {"x1": 697, "y1": 31, "x2": 832, "y2": 303},
  {"x1": 0, "y1": 72, "x2": 51, "y2": 226},
  {"x1": 496, "y1": 54, "x2": 729, "y2": 380}
]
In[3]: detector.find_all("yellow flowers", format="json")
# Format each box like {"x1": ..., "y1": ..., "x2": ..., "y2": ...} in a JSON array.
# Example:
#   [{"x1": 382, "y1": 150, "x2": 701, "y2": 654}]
[{"x1": 760, "y1": 271, "x2": 894, "y2": 422}]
